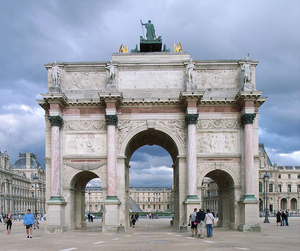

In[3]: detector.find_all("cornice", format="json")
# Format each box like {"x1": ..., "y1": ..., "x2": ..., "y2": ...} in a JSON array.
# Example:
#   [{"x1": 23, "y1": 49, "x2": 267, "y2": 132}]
[{"x1": 40, "y1": 93, "x2": 68, "y2": 107}]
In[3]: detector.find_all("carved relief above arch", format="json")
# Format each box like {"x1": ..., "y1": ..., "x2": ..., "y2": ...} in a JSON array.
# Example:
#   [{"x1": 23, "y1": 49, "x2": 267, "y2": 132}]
[{"x1": 117, "y1": 119, "x2": 186, "y2": 160}]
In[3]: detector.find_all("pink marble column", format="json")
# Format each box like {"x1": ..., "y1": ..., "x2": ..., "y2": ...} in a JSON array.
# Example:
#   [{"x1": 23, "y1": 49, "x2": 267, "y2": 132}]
[
  {"x1": 105, "y1": 114, "x2": 118, "y2": 199},
  {"x1": 242, "y1": 113, "x2": 256, "y2": 198},
  {"x1": 185, "y1": 114, "x2": 199, "y2": 198},
  {"x1": 48, "y1": 116, "x2": 63, "y2": 199}
]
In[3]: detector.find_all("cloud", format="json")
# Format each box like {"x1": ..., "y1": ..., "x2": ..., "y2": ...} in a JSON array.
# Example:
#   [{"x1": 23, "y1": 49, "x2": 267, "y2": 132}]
[{"x1": 1, "y1": 0, "x2": 299, "y2": 188}]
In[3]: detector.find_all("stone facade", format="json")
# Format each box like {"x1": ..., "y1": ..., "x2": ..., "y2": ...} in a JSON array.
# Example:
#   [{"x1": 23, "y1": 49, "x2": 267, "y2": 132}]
[
  {"x1": 0, "y1": 152, "x2": 45, "y2": 214},
  {"x1": 38, "y1": 51, "x2": 266, "y2": 232},
  {"x1": 258, "y1": 144, "x2": 300, "y2": 214},
  {"x1": 85, "y1": 186, "x2": 172, "y2": 213}
]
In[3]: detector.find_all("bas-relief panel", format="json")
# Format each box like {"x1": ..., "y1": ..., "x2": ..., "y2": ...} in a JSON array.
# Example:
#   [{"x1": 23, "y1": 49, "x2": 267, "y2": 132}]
[
  {"x1": 64, "y1": 72, "x2": 106, "y2": 91},
  {"x1": 65, "y1": 134, "x2": 106, "y2": 155},
  {"x1": 64, "y1": 120, "x2": 105, "y2": 131},
  {"x1": 197, "y1": 132, "x2": 238, "y2": 153},
  {"x1": 196, "y1": 69, "x2": 238, "y2": 89},
  {"x1": 156, "y1": 120, "x2": 186, "y2": 145},
  {"x1": 197, "y1": 119, "x2": 240, "y2": 130},
  {"x1": 118, "y1": 70, "x2": 183, "y2": 89}
]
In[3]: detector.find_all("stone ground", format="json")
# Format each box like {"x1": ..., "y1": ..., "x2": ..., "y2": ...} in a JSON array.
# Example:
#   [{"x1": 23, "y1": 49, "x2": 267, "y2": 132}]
[{"x1": 0, "y1": 217, "x2": 299, "y2": 251}]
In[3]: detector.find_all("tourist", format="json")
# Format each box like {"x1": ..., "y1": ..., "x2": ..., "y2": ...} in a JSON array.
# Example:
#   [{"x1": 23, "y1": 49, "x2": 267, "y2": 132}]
[
  {"x1": 34, "y1": 214, "x2": 39, "y2": 229},
  {"x1": 204, "y1": 209, "x2": 215, "y2": 238},
  {"x1": 285, "y1": 211, "x2": 289, "y2": 226},
  {"x1": 131, "y1": 213, "x2": 137, "y2": 228},
  {"x1": 196, "y1": 208, "x2": 206, "y2": 239},
  {"x1": 281, "y1": 211, "x2": 286, "y2": 226},
  {"x1": 188, "y1": 208, "x2": 198, "y2": 237},
  {"x1": 23, "y1": 209, "x2": 35, "y2": 238},
  {"x1": 5, "y1": 212, "x2": 12, "y2": 235},
  {"x1": 276, "y1": 211, "x2": 281, "y2": 226}
]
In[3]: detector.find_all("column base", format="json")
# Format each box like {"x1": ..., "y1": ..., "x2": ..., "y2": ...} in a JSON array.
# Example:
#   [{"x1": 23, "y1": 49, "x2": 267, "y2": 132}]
[
  {"x1": 102, "y1": 196, "x2": 121, "y2": 233},
  {"x1": 238, "y1": 198, "x2": 260, "y2": 232},
  {"x1": 45, "y1": 197, "x2": 67, "y2": 233}
]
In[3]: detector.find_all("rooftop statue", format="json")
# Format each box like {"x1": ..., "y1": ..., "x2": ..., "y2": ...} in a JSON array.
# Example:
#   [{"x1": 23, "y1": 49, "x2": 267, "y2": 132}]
[
  {"x1": 241, "y1": 53, "x2": 255, "y2": 91},
  {"x1": 174, "y1": 42, "x2": 183, "y2": 52},
  {"x1": 119, "y1": 44, "x2": 128, "y2": 53},
  {"x1": 140, "y1": 19, "x2": 156, "y2": 41},
  {"x1": 52, "y1": 61, "x2": 60, "y2": 86}
]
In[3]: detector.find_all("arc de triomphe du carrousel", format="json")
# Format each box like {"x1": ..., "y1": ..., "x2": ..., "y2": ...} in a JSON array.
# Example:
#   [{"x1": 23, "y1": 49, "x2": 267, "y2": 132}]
[{"x1": 38, "y1": 20, "x2": 267, "y2": 233}]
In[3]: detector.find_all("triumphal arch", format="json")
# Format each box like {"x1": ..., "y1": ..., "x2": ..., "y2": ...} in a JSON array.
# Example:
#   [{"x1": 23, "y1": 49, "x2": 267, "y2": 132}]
[{"x1": 38, "y1": 25, "x2": 266, "y2": 233}]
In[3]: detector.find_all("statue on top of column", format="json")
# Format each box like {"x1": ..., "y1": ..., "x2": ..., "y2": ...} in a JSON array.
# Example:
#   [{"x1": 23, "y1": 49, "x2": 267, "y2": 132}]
[
  {"x1": 186, "y1": 58, "x2": 197, "y2": 92},
  {"x1": 51, "y1": 61, "x2": 60, "y2": 87},
  {"x1": 105, "y1": 60, "x2": 116, "y2": 92},
  {"x1": 241, "y1": 53, "x2": 255, "y2": 91}
]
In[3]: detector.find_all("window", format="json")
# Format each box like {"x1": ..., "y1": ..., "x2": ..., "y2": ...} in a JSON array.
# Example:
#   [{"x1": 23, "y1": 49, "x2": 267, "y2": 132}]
[
  {"x1": 298, "y1": 185, "x2": 300, "y2": 192},
  {"x1": 153, "y1": 204, "x2": 155, "y2": 210},
  {"x1": 278, "y1": 184, "x2": 282, "y2": 193},
  {"x1": 298, "y1": 174, "x2": 300, "y2": 179},
  {"x1": 278, "y1": 174, "x2": 281, "y2": 179},
  {"x1": 269, "y1": 183, "x2": 273, "y2": 193},
  {"x1": 288, "y1": 184, "x2": 291, "y2": 193},
  {"x1": 288, "y1": 174, "x2": 291, "y2": 179},
  {"x1": 167, "y1": 204, "x2": 169, "y2": 210},
  {"x1": 259, "y1": 182, "x2": 262, "y2": 193}
]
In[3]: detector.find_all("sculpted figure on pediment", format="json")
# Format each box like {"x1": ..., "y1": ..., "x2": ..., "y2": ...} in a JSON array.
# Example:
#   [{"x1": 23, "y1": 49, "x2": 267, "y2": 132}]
[
  {"x1": 64, "y1": 120, "x2": 105, "y2": 131},
  {"x1": 240, "y1": 54, "x2": 255, "y2": 91},
  {"x1": 185, "y1": 58, "x2": 197, "y2": 91},
  {"x1": 52, "y1": 61, "x2": 60, "y2": 86}
]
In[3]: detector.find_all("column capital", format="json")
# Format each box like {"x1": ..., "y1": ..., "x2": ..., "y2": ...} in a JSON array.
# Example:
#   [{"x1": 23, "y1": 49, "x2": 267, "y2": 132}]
[
  {"x1": 48, "y1": 115, "x2": 64, "y2": 127},
  {"x1": 105, "y1": 114, "x2": 118, "y2": 125},
  {"x1": 241, "y1": 113, "x2": 256, "y2": 125},
  {"x1": 185, "y1": 113, "x2": 199, "y2": 125}
]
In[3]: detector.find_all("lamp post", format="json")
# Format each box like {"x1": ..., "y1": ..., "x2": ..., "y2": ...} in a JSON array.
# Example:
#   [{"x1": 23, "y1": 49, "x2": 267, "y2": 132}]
[
  {"x1": 264, "y1": 172, "x2": 270, "y2": 223},
  {"x1": 33, "y1": 174, "x2": 38, "y2": 215},
  {"x1": 88, "y1": 191, "x2": 91, "y2": 214},
  {"x1": 155, "y1": 191, "x2": 159, "y2": 219}
]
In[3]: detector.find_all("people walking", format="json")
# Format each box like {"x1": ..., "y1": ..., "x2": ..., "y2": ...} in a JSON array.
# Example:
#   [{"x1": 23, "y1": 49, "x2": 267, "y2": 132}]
[
  {"x1": 23, "y1": 209, "x2": 35, "y2": 238},
  {"x1": 196, "y1": 208, "x2": 206, "y2": 239},
  {"x1": 34, "y1": 214, "x2": 39, "y2": 229},
  {"x1": 285, "y1": 211, "x2": 289, "y2": 226},
  {"x1": 276, "y1": 211, "x2": 281, "y2": 226},
  {"x1": 281, "y1": 211, "x2": 286, "y2": 226},
  {"x1": 205, "y1": 209, "x2": 215, "y2": 238},
  {"x1": 5, "y1": 212, "x2": 12, "y2": 235},
  {"x1": 131, "y1": 213, "x2": 137, "y2": 228},
  {"x1": 189, "y1": 208, "x2": 198, "y2": 237}
]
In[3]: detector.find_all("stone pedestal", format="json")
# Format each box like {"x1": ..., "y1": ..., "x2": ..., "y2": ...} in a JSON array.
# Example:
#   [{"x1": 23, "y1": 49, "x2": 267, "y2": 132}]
[
  {"x1": 102, "y1": 197, "x2": 121, "y2": 232},
  {"x1": 45, "y1": 198, "x2": 67, "y2": 233},
  {"x1": 238, "y1": 199, "x2": 261, "y2": 232}
]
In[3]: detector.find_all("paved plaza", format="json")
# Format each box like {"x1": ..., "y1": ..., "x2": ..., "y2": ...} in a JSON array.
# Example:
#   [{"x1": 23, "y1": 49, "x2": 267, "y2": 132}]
[{"x1": 0, "y1": 217, "x2": 299, "y2": 251}]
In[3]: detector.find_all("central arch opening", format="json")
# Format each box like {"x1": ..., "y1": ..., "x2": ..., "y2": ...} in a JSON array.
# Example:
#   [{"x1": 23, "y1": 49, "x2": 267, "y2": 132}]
[{"x1": 125, "y1": 129, "x2": 179, "y2": 229}]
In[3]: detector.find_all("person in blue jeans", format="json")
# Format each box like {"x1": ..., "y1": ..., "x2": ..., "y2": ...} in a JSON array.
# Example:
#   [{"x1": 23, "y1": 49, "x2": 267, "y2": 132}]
[
  {"x1": 23, "y1": 209, "x2": 35, "y2": 238},
  {"x1": 204, "y1": 209, "x2": 215, "y2": 238}
]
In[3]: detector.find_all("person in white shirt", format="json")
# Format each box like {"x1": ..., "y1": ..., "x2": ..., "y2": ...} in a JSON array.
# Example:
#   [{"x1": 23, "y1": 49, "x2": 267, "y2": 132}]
[{"x1": 204, "y1": 209, "x2": 215, "y2": 238}]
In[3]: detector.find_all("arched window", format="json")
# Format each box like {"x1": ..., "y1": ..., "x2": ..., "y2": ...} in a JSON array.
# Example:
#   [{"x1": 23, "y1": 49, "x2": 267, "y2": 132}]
[{"x1": 278, "y1": 184, "x2": 282, "y2": 193}]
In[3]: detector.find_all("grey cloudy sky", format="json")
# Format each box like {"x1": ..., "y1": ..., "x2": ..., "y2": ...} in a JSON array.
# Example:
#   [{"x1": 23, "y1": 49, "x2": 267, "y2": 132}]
[{"x1": 0, "y1": 0, "x2": 299, "y2": 187}]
